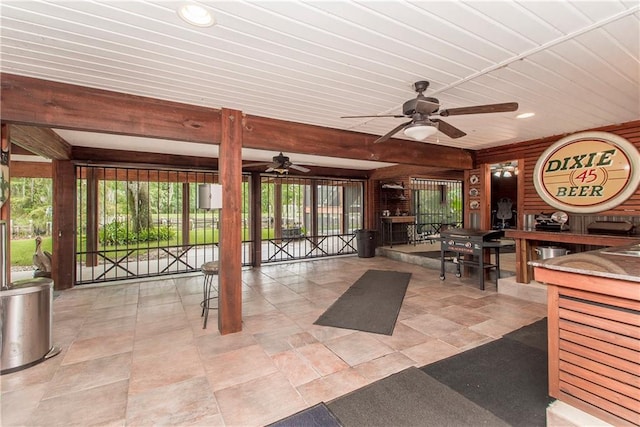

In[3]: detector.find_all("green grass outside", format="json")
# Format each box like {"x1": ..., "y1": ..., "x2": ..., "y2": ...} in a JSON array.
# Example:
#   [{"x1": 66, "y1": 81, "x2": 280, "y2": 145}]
[
  {"x1": 11, "y1": 228, "x2": 278, "y2": 266},
  {"x1": 12, "y1": 237, "x2": 54, "y2": 266}
]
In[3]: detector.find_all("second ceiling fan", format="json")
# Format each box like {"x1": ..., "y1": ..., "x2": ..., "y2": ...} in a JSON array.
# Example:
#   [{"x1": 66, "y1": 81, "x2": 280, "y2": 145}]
[
  {"x1": 244, "y1": 152, "x2": 310, "y2": 174},
  {"x1": 341, "y1": 80, "x2": 518, "y2": 144}
]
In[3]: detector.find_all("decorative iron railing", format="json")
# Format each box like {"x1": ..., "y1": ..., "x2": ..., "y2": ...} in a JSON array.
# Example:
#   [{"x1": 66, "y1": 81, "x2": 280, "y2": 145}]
[
  {"x1": 75, "y1": 242, "x2": 256, "y2": 284},
  {"x1": 262, "y1": 233, "x2": 357, "y2": 263},
  {"x1": 75, "y1": 164, "x2": 364, "y2": 284}
]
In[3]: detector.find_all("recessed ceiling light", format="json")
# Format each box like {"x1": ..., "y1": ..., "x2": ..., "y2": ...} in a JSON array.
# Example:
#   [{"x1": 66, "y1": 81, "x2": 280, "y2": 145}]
[
  {"x1": 178, "y1": 3, "x2": 215, "y2": 27},
  {"x1": 516, "y1": 112, "x2": 535, "y2": 119}
]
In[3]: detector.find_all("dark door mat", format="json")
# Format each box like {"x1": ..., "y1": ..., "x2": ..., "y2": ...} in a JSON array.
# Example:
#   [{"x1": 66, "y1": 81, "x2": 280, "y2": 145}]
[
  {"x1": 314, "y1": 269, "x2": 411, "y2": 335},
  {"x1": 421, "y1": 321, "x2": 553, "y2": 427},
  {"x1": 503, "y1": 317, "x2": 548, "y2": 352},
  {"x1": 267, "y1": 403, "x2": 341, "y2": 427},
  {"x1": 327, "y1": 367, "x2": 508, "y2": 427}
]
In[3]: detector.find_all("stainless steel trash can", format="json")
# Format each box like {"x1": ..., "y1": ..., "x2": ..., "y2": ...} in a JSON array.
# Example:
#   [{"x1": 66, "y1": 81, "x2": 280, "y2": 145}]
[{"x1": 1, "y1": 277, "x2": 59, "y2": 374}]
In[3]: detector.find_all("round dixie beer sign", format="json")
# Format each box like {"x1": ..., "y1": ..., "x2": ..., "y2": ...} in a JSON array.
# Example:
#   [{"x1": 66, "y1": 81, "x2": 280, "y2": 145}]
[{"x1": 534, "y1": 131, "x2": 640, "y2": 213}]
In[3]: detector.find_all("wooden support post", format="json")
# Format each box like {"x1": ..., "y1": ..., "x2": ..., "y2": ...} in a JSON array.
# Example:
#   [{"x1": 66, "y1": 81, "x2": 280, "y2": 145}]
[
  {"x1": 516, "y1": 157, "x2": 525, "y2": 229},
  {"x1": 310, "y1": 179, "x2": 318, "y2": 239},
  {"x1": 85, "y1": 167, "x2": 98, "y2": 267},
  {"x1": 364, "y1": 179, "x2": 376, "y2": 230},
  {"x1": 341, "y1": 185, "x2": 354, "y2": 235},
  {"x1": 218, "y1": 108, "x2": 243, "y2": 334},
  {"x1": 250, "y1": 172, "x2": 262, "y2": 267},
  {"x1": 52, "y1": 160, "x2": 76, "y2": 290},
  {"x1": 274, "y1": 181, "x2": 282, "y2": 239},
  {"x1": 182, "y1": 182, "x2": 190, "y2": 247},
  {"x1": 481, "y1": 164, "x2": 492, "y2": 281}
]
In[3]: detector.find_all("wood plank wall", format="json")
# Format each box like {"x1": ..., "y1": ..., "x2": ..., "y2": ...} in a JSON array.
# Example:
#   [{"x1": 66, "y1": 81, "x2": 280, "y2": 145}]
[
  {"x1": 475, "y1": 120, "x2": 640, "y2": 232},
  {"x1": 464, "y1": 168, "x2": 482, "y2": 229}
]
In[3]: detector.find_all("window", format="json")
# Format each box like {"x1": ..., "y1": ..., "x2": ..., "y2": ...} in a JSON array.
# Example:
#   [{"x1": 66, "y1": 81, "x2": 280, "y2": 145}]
[{"x1": 411, "y1": 178, "x2": 463, "y2": 235}]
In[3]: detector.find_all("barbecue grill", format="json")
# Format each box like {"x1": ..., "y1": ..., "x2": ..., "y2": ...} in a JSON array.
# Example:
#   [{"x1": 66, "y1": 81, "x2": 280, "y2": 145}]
[
  {"x1": 439, "y1": 228, "x2": 506, "y2": 290},
  {"x1": 587, "y1": 220, "x2": 635, "y2": 236}
]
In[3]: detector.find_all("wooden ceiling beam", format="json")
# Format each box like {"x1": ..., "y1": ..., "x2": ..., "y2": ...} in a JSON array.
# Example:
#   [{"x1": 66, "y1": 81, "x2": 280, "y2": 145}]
[
  {"x1": 10, "y1": 125, "x2": 72, "y2": 159},
  {"x1": 242, "y1": 115, "x2": 473, "y2": 170},
  {"x1": 370, "y1": 164, "x2": 464, "y2": 181},
  {"x1": 1, "y1": 73, "x2": 220, "y2": 144},
  {"x1": 11, "y1": 161, "x2": 52, "y2": 178},
  {"x1": 1, "y1": 73, "x2": 473, "y2": 170}
]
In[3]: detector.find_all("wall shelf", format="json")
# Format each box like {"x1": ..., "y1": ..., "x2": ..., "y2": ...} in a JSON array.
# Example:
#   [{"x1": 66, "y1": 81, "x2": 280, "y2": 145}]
[{"x1": 381, "y1": 182, "x2": 408, "y2": 215}]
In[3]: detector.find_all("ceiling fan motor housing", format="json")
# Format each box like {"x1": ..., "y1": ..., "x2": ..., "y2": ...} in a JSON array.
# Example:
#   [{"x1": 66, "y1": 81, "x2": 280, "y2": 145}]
[
  {"x1": 402, "y1": 96, "x2": 439, "y2": 116},
  {"x1": 274, "y1": 153, "x2": 290, "y2": 163}
]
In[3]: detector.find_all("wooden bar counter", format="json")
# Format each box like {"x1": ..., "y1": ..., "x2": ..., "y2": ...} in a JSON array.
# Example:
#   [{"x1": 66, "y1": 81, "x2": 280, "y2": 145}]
[
  {"x1": 531, "y1": 245, "x2": 640, "y2": 426},
  {"x1": 505, "y1": 229, "x2": 640, "y2": 283}
]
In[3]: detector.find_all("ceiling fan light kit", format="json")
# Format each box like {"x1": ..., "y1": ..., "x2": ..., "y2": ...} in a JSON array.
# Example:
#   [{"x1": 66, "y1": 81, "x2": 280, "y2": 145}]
[
  {"x1": 272, "y1": 166, "x2": 288, "y2": 174},
  {"x1": 403, "y1": 121, "x2": 438, "y2": 140}
]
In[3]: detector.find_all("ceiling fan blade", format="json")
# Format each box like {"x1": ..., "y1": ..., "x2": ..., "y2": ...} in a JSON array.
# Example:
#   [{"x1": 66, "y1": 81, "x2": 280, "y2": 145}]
[
  {"x1": 289, "y1": 164, "x2": 310, "y2": 173},
  {"x1": 439, "y1": 102, "x2": 518, "y2": 117},
  {"x1": 341, "y1": 114, "x2": 406, "y2": 119},
  {"x1": 261, "y1": 161, "x2": 284, "y2": 173},
  {"x1": 432, "y1": 119, "x2": 466, "y2": 139},
  {"x1": 374, "y1": 120, "x2": 413, "y2": 144}
]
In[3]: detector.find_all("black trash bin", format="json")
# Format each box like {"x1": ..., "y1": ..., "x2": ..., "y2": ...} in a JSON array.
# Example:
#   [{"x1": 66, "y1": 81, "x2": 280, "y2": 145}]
[{"x1": 355, "y1": 229, "x2": 376, "y2": 258}]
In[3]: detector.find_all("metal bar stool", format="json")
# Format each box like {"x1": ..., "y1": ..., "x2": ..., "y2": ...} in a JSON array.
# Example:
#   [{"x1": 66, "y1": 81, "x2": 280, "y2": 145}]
[{"x1": 201, "y1": 261, "x2": 219, "y2": 329}]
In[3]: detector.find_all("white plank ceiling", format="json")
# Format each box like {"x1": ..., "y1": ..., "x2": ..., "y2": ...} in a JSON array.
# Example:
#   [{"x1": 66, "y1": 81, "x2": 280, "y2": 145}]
[{"x1": 1, "y1": 0, "x2": 638, "y2": 168}]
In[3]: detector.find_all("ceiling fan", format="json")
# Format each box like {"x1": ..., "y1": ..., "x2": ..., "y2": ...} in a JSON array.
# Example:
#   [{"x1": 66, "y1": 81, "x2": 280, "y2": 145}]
[
  {"x1": 341, "y1": 80, "x2": 518, "y2": 144},
  {"x1": 243, "y1": 152, "x2": 310, "y2": 174}
]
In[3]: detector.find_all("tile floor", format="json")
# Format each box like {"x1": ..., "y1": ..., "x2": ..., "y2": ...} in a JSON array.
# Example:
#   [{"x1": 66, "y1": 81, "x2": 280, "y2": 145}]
[{"x1": 1, "y1": 254, "x2": 546, "y2": 426}]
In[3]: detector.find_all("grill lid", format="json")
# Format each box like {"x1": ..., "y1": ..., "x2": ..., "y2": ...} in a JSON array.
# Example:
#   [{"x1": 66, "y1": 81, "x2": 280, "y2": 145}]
[
  {"x1": 441, "y1": 228, "x2": 504, "y2": 241},
  {"x1": 587, "y1": 221, "x2": 635, "y2": 236}
]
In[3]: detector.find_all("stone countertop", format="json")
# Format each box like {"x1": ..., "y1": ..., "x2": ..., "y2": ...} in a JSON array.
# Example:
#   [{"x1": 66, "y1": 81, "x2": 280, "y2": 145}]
[{"x1": 529, "y1": 242, "x2": 640, "y2": 283}]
